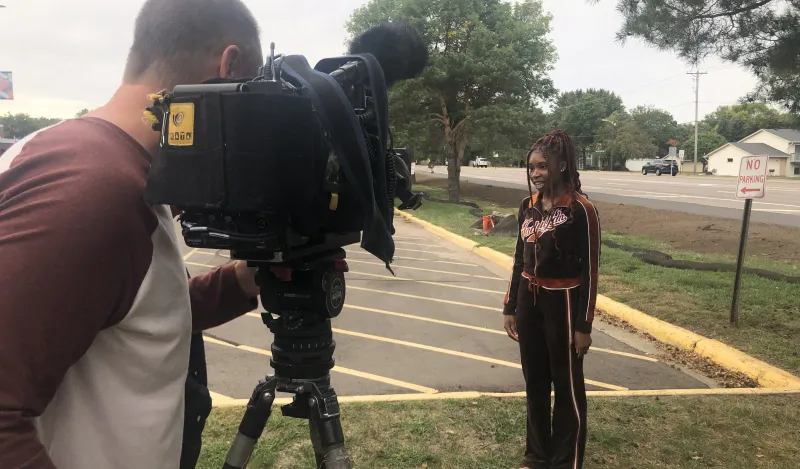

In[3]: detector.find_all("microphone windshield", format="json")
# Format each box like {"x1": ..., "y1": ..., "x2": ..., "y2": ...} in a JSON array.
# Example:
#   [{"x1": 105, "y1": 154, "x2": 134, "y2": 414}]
[{"x1": 348, "y1": 22, "x2": 429, "y2": 87}]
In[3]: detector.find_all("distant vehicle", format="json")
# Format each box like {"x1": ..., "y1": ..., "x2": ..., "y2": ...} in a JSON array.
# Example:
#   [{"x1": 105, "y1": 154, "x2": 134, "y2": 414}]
[
  {"x1": 470, "y1": 157, "x2": 489, "y2": 168},
  {"x1": 642, "y1": 159, "x2": 678, "y2": 176}
]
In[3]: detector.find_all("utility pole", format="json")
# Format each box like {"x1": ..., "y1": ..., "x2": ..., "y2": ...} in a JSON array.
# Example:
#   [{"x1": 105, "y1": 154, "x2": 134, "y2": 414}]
[{"x1": 687, "y1": 70, "x2": 707, "y2": 174}]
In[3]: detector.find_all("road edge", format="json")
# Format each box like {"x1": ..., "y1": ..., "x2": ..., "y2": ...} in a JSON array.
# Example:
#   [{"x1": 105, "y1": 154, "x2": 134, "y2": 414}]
[{"x1": 394, "y1": 209, "x2": 800, "y2": 389}]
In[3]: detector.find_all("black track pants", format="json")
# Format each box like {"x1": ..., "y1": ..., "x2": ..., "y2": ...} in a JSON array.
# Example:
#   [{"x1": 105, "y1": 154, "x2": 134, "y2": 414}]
[{"x1": 515, "y1": 282, "x2": 587, "y2": 469}]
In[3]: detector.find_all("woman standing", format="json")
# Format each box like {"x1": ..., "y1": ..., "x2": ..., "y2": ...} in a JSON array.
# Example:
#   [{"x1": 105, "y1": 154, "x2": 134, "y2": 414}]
[{"x1": 503, "y1": 130, "x2": 601, "y2": 469}]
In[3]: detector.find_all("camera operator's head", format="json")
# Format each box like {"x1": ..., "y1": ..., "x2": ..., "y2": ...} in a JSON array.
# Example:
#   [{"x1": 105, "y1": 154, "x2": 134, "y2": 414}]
[
  {"x1": 88, "y1": 0, "x2": 262, "y2": 152},
  {"x1": 123, "y1": 0, "x2": 263, "y2": 89}
]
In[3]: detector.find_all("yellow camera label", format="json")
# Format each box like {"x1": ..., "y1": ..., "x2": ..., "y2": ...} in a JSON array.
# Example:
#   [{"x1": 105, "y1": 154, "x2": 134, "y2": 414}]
[{"x1": 168, "y1": 103, "x2": 195, "y2": 146}]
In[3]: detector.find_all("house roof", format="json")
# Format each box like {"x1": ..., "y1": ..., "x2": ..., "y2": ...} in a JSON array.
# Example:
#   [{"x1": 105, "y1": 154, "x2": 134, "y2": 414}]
[
  {"x1": 764, "y1": 128, "x2": 800, "y2": 142},
  {"x1": 0, "y1": 137, "x2": 16, "y2": 146},
  {"x1": 730, "y1": 142, "x2": 789, "y2": 157}
]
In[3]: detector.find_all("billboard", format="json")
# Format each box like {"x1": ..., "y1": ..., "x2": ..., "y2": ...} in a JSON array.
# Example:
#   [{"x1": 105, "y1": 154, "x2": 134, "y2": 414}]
[{"x1": 0, "y1": 72, "x2": 14, "y2": 100}]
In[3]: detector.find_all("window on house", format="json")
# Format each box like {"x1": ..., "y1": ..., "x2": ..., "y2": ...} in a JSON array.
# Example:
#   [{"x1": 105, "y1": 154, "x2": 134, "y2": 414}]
[
  {"x1": 727, "y1": 158, "x2": 734, "y2": 163},
  {"x1": 795, "y1": 167, "x2": 799, "y2": 175}
]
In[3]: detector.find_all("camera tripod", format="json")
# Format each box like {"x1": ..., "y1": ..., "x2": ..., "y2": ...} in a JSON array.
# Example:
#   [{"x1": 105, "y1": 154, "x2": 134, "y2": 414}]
[{"x1": 222, "y1": 249, "x2": 352, "y2": 469}]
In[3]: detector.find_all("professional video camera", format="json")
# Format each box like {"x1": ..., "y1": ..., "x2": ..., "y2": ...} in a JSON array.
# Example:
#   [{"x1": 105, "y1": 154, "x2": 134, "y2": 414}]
[{"x1": 142, "y1": 22, "x2": 428, "y2": 469}]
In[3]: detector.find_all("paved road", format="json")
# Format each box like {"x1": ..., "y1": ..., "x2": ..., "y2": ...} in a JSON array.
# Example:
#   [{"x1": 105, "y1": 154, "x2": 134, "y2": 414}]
[
  {"x1": 178, "y1": 216, "x2": 713, "y2": 402},
  {"x1": 423, "y1": 167, "x2": 800, "y2": 227}
]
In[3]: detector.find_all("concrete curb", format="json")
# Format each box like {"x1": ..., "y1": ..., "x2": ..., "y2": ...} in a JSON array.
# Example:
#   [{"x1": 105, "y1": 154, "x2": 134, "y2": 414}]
[{"x1": 394, "y1": 209, "x2": 800, "y2": 389}]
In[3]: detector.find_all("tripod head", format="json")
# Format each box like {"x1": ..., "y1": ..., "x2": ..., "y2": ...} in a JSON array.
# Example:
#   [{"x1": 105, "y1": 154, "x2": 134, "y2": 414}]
[{"x1": 254, "y1": 246, "x2": 350, "y2": 381}]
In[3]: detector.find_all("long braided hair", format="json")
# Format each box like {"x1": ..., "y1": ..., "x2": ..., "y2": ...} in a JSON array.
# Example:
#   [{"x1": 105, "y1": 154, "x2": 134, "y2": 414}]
[
  {"x1": 524, "y1": 129, "x2": 585, "y2": 257},
  {"x1": 526, "y1": 129, "x2": 584, "y2": 202}
]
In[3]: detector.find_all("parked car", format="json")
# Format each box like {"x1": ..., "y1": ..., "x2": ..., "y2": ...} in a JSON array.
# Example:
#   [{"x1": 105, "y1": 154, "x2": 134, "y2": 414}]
[
  {"x1": 642, "y1": 159, "x2": 678, "y2": 176},
  {"x1": 469, "y1": 157, "x2": 489, "y2": 168}
]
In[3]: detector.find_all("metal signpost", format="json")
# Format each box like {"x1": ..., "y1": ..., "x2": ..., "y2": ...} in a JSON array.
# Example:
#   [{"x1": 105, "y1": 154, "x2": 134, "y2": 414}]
[{"x1": 730, "y1": 155, "x2": 768, "y2": 326}]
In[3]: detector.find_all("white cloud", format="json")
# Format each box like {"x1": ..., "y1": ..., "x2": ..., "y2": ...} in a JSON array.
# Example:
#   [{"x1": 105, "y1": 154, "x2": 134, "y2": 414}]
[{"x1": 0, "y1": 0, "x2": 760, "y2": 123}]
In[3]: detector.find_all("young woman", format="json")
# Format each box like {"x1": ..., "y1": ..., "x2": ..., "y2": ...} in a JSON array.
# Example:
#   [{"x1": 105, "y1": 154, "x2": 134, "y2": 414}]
[{"x1": 502, "y1": 129, "x2": 600, "y2": 469}]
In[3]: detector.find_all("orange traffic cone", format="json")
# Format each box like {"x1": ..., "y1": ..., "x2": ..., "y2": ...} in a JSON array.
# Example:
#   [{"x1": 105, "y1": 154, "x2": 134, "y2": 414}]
[{"x1": 482, "y1": 215, "x2": 494, "y2": 232}]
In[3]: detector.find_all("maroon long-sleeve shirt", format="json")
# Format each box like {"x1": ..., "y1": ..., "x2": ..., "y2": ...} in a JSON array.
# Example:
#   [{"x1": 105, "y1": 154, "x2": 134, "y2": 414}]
[{"x1": 0, "y1": 117, "x2": 258, "y2": 469}]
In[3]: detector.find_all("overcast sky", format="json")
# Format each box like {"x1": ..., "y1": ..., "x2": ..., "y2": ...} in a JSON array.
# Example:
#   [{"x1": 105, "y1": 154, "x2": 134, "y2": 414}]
[{"x1": 0, "y1": 0, "x2": 758, "y2": 125}]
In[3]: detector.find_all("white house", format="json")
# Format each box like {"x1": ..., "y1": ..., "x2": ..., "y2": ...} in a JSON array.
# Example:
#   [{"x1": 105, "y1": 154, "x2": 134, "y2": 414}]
[{"x1": 706, "y1": 128, "x2": 800, "y2": 177}]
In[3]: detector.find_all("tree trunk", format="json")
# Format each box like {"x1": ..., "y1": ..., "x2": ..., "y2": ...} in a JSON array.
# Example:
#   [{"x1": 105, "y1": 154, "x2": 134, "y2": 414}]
[
  {"x1": 437, "y1": 94, "x2": 462, "y2": 203},
  {"x1": 447, "y1": 144, "x2": 460, "y2": 203},
  {"x1": 581, "y1": 146, "x2": 587, "y2": 169}
]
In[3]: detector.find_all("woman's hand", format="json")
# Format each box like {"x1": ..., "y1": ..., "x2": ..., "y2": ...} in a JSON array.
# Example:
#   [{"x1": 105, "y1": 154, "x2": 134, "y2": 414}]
[
  {"x1": 504, "y1": 315, "x2": 519, "y2": 342},
  {"x1": 574, "y1": 331, "x2": 592, "y2": 358}
]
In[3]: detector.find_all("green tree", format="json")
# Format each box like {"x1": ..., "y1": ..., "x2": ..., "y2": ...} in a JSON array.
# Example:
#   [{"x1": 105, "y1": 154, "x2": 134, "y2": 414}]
[
  {"x1": 675, "y1": 121, "x2": 714, "y2": 147},
  {"x1": 597, "y1": 0, "x2": 800, "y2": 113},
  {"x1": 469, "y1": 102, "x2": 548, "y2": 167},
  {"x1": 596, "y1": 114, "x2": 657, "y2": 169},
  {"x1": 0, "y1": 113, "x2": 62, "y2": 139},
  {"x1": 702, "y1": 103, "x2": 799, "y2": 142},
  {"x1": 629, "y1": 105, "x2": 678, "y2": 156},
  {"x1": 75, "y1": 108, "x2": 91, "y2": 117},
  {"x1": 680, "y1": 130, "x2": 727, "y2": 160},
  {"x1": 549, "y1": 88, "x2": 625, "y2": 166},
  {"x1": 347, "y1": 0, "x2": 557, "y2": 201}
]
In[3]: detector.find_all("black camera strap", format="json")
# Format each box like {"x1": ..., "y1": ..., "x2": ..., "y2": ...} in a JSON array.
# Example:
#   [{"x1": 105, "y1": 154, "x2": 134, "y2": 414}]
[{"x1": 280, "y1": 55, "x2": 395, "y2": 271}]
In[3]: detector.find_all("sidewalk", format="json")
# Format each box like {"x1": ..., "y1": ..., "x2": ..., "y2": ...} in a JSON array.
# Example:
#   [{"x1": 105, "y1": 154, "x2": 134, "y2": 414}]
[{"x1": 181, "y1": 218, "x2": 714, "y2": 403}]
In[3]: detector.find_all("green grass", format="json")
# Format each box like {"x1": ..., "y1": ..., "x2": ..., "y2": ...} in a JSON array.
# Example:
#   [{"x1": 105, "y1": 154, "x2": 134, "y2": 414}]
[
  {"x1": 407, "y1": 185, "x2": 800, "y2": 376},
  {"x1": 197, "y1": 395, "x2": 800, "y2": 468}
]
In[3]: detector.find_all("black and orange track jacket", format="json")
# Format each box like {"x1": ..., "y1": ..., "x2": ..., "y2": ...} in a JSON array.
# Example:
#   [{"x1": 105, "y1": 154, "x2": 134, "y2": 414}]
[{"x1": 503, "y1": 190, "x2": 601, "y2": 334}]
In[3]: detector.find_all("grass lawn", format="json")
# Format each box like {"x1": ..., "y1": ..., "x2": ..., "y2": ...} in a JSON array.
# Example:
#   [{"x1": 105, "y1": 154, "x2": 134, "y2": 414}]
[
  {"x1": 196, "y1": 395, "x2": 799, "y2": 468},
  {"x1": 403, "y1": 185, "x2": 800, "y2": 377}
]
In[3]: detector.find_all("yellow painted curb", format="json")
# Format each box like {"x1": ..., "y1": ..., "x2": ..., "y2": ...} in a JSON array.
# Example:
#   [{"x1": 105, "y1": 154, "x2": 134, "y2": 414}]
[
  {"x1": 394, "y1": 209, "x2": 800, "y2": 389},
  {"x1": 211, "y1": 387, "x2": 800, "y2": 408}
]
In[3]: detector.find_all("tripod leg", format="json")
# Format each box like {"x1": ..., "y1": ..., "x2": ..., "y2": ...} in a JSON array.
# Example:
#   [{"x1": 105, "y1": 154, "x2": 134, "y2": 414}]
[
  {"x1": 308, "y1": 419, "x2": 326, "y2": 469},
  {"x1": 307, "y1": 393, "x2": 352, "y2": 469},
  {"x1": 222, "y1": 378, "x2": 278, "y2": 469}
]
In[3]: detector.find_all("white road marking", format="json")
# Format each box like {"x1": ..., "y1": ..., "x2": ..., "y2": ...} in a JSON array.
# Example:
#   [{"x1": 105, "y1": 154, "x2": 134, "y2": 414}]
[{"x1": 583, "y1": 186, "x2": 800, "y2": 209}]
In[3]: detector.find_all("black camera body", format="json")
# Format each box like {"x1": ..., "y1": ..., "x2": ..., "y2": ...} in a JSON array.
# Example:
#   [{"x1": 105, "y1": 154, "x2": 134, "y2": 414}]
[
  {"x1": 141, "y1": 26, "x2": 428, "y2": 267},
  {"x1": 144, "y1": 78, "x2": 361, "y2": 263}
]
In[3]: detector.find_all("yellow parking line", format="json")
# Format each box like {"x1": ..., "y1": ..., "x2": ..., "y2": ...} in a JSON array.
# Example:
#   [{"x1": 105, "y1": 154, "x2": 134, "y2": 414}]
[
  {"x1": 395, "y1": 241, "x2": 438, "y2": 247},
  {"x1": 393, "y1": 256, "x2": 478, "y2": 267},
  {"x1": 345, "y1": 304, "x2": 501, "y2": 331},
  {"x1": 203, "y1": 334, "x2": 438, "y2": 394},
  {"x1": 212, "y1": 387, "x2": 800, "y2": 407},
  {"x1": 347, "y1": 259, "x2": 505, "y2": 281},
  {"x1": 396, "y1": 247, "x2": 450, "y2": 254},
  {"x1": 348, "y1": 286, "x2": 503, "y2": 312},
  {"x1": 182, "y1": 248, "x2": 199, "y2": 261},
  {"x1": 343, "y1": 305, "x2": 658, "y2": 363},
  {"x1": 210, "y1": 391, "x2": 235, "y2": 403},
  {"x1": 348, "y1": 271, "x2": 505, "y2": 295},
  {"x1": 192, "y1": 250, "x2": 222, "y2": 257},
  {"x1": 329, "y1": 327, "x2": 627, "y2": 391},
  {"x1": 186, "y1": 261, "x2": 217, "y2": 269},
  {"x1": 346, "y1": 251, "x2": 478, "y2": 267}
]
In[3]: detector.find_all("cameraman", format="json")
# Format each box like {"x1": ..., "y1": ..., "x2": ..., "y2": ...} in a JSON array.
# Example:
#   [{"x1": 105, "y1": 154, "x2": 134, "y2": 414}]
[{"x1": 0, "y1": 1, "x2": 265, "y2": 468}]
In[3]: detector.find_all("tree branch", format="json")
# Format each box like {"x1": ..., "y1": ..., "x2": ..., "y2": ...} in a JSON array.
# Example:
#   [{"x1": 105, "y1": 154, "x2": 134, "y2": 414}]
[{"x1": 686, "y1": 0, "x2": 775, "y2": 20}]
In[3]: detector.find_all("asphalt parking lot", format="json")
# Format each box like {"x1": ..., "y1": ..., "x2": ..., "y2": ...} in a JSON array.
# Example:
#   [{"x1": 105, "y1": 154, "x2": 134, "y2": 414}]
[{"x1": 178, "y1": 216, "x2": 712, "y2": 402}]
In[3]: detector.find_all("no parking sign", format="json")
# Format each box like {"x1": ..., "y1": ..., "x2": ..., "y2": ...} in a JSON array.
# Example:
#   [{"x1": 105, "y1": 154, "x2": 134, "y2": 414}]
[
  {"x1": 736, "y1": 155, "x2": 768, "y2": 199},
  {"x1": 731, "y1": 155, "x2": 769, "y2": 327}
]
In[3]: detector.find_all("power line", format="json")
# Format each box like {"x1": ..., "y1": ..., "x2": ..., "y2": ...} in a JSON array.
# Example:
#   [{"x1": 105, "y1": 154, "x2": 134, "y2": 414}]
[{"x1": 687, "y1": 70, "x2": 707, "y2": 174}]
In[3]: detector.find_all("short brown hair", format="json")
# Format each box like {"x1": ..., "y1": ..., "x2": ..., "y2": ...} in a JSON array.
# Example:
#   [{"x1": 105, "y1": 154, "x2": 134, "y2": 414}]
[{"x1": 123, "y1": 0, "x2": 262, "y2": 86}]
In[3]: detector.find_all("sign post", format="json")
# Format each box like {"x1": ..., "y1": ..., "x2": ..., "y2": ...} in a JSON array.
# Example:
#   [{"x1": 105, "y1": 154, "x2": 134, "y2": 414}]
[{"x1": 731, "y1": 155, "x2": 768, "y2": 326}]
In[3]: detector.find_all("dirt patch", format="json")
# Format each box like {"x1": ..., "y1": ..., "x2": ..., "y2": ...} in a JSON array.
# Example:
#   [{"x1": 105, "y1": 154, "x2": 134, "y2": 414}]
[
  {"x1": 416, "y1": 176, "x2": 800, "y2": 262},
  {"x1": 596, "y1": 311, "x2": 758, "y2": 389}
]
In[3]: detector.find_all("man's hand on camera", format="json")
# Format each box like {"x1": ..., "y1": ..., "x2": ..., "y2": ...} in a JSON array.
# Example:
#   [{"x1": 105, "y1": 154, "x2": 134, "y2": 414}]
[{"x1": 234, "y1": 260, "x2": 260, "y2": 298}]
